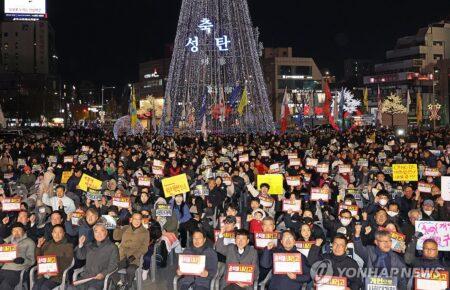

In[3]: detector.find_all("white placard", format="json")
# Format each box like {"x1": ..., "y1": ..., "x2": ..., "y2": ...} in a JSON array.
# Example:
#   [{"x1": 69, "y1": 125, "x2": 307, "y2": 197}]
[
  {"x1": 178, "y1": 255, "x2": 206, "y2": 276},
  {"x1": 441, "y1": 176, "x2": 450, "y2": 201}
]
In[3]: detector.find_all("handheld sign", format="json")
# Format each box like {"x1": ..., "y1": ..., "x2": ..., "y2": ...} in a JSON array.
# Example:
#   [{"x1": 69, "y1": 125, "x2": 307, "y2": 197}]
[
  {"x1": 338, "y1": 204, "x2": 359, "y2": 217},
  {"x1": 214, "y1": 230, "x2": 235, "y2": 245},
  {"x1": 415, "y1": 221, "x2": 450, "y2": 251},
  {"x1": 37, "y1": 255, "x2": 59, "y2": 276},
  {"x1": 71, "y1": 211, "x2": 84, "y2": 226},
  {"x1": 390, "y1": 231, "x2": 406, "y2": 253},
  {"x1": 0, "y1": 244, "x2": 17, "y2": 262},
  {"x1": 226, "y1": 264, "x2": 255, "y2": 286},
  {"x1": 306, "y1": 158, "x2": 318, "y2": 167},
  {"x1": 152, "y1": 166, "x2": 164, "y2": 176},
  {"x1": 287, "y1": 153, "x2": 298, "y2": 159},
  {"x1": 286, "y1": 176, "x2": 301, "y2": 187},
  {"x1": 289, "y1": 158, "x2": 301, "y2": 167},
  {"x1": 424, "y1": 167, "x2": 440, "y2": 177},
  {"x1": 178, "y1": 255, "x2": 206, "y2": 276},
  {"x1": 61, "y1": 171, "x2": 73, "y2": 184},
  {"x1": 257, "y1": 174, "x2": 283, "y2": 195},
  {"x1": 155, "y1": 204, "x2": 173, "y2": 217},
  {"x1": 78, "y1": 174, "x2": 102, "y2": 192},
  {"x1": 153, "y1": 159, "x2": 165, "y2": 168},
  {"x1": 112, "y1": 197, "x2": 130, "y2": 208},
  {"x1": 169, "y1": 152, "x2": 176, "y2": 158},
  {"x1": 315, "y1": 276, "x2": 347, "y2": 290},
  {"x1": 316, "y1": 163, "x2": 329, "y2": 173},
  {"x1": 442, "y1": 176, "x2": 450, "y2": 201},
  {"x1": 338, "y1": 164, "x2": 351, "y2": 174},
  {"x1": 254, "y1": 232, "x2": 278, "y2": 249},
  {"x1": 392, "y1": 164, "x2": 418, "y2": 182},
  {"x1": 273, "y1": 253, "x2": 302, "y2": 274},
  {"x1": 365, "y1": 276, "x2": 397, "y2": 290},
  {"x1": 239, "y1": 154, "x2": 249, "y2": 163},
  {"x1": 418, "y1": 182, "x2": 432, "y2": 193},
  {"x1": 138, "y1": 176, "x2": 151, "y2": 187},
  {"x1": 414, "y1": 269, "x2": 449, "y2": 290},
  {"x1": 162, "y1": 174, "x2": 190, "y2": 197},
  {"x1": 310, "y1": 188, "x2": 329, "y2": 201},
  {"x1": 282, "y1": 199, "x2": 301, "y2": 212},
  {"x1": 296, "y1": 241, "x2": 315, "y2": 257},
  {"x1": 63, "y1": 156, "x2": 73, "y2": 163},
  {"x1": 2, "y1": 197, "x2": 21, "y2": 212}
]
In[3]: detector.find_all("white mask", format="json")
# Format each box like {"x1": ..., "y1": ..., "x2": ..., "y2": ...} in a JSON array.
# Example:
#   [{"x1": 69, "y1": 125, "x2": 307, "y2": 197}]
[
  {"x1": 340, "y1": 218, "x2": 351, "y2": 226},
  {"x1": 387, "y1": 211, "x2": 398, "y2": 217},
  {"x1": 379, "y1": 199, "x2": 388, "y2": 206},
  {"x1": 424, "y1": 210, "x2": 433, "y2": 216}
]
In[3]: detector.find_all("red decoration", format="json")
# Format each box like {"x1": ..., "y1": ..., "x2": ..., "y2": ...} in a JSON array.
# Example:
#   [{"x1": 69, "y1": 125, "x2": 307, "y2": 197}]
[{"x1": 211, "y1": 104, "x2": 232, "y2": 120}]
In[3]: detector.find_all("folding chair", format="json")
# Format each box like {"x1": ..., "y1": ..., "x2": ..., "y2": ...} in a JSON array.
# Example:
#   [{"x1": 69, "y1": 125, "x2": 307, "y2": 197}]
[
  {"x1": 30, "y1": 258, "x2": 75, "y2": 290},
  {"x1": 14, "y1": 267, "x2": 30, "y2": 290},
  {"x1": 72, "y1": 266, "x2": 118, "y2": 290},
  {"x1": 116, "y1": 256, "x2": 144, "y2": 290}
]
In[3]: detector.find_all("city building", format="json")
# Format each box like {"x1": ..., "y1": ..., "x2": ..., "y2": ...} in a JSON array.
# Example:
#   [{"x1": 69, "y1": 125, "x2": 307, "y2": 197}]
[
  {"x1": 343, "y1": 58, "x2": 373, "y2": 86},
  {"x1": 262, "y1": 47, "x2": 323, "y2": 121},
  {"x1": 363, "y1": 20, "x2": 450, "y2": 125}
]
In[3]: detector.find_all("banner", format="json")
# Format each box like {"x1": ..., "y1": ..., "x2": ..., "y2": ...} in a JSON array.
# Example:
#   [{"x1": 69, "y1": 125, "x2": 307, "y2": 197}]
[
  {"x1": 37, "y1": 255, "x2": 58, "y2": 276},
  {"x1": 415, "y1": 221, "x2": 450, "y2": 251},
  {"x1": 178, "y1": 255, "x2": 206, "y2": 276},
  {"x1": 162, "y1": 174, "x2": 190, "y2": 197},
  {"x1": 273, "y1": 253, "x2": 302, "y2": 274},
  {"x1": 442, "y1": 176, "x2": 450, "y2": 201},
  {"x1": 257, "y1": 174, "x2": 283, "y2": 195},
  {"x1": 392, "y1": 164, "x2": 418, "y2": 181},
  {"x1": 254, "y1": 232, "x2": 278, "y2": 249},
  {"x1": 226, "y1": 264, "x2": 254, "y2": 286},
  {"x1": 78, "y1": 174, "x2": 103, "y2": 192}
]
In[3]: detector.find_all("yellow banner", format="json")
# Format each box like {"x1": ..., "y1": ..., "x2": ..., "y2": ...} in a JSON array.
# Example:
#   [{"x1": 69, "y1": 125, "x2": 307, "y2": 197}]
[
  {"x1": 78, "y1": 174, "x2": 103, "y2": 192},
  {"x1": 61, "y1": 171, "x2": 73, "y2": 184},
  {"x1": 257, "y1": 174, "x2": 283, "y2": 195},
  {"x1": 162, "y1": 173, "x2": 190, "y2": 197},
  {"x1": 392, "y1": 164, "x2": 418, "y2": 181}
]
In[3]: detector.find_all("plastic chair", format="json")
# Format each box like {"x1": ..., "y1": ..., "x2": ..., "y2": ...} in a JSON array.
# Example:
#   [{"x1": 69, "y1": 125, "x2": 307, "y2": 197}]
[
  {"x1": 29, "y1": 258, "x2": 75, "y2": 290},
  {"x1": 258, "y1": 271, "x2": 272, "y2": 290},
  {"x1": 72, "y1": 266, "x2": 118, "y2": 290},
  {"x1": 116, "y1": 256, "x2": 144, "y2": 290},
  {"x1": 173, "y1": 262, "x2": 224, "y2": 290},
  {"x1": 14, "y1": 267, "x2": 30, "y2": 290}
]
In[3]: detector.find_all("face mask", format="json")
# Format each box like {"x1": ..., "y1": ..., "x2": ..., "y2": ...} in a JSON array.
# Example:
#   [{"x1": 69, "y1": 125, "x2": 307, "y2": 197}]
[
  {"x1": 344, "y1": 200, "x2": 352, "y2": 206},
  {"x1": 387, "y1": 211, "x2": 398, "y2": 217},
  {"x1": 424, "y1": 210, "x2": 433, "y2": 216},
  {"x1": 379, "y1": 199, "x2": 388, "y2": 206},
  {"x1": 340, "y1": 218, "x2": 351, "y2": 226}
]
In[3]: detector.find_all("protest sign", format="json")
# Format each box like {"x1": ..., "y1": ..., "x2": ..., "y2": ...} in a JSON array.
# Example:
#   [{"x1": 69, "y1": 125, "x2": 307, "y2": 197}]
[
  {"x1": 316, "y1": 163, "x2": 329, "y2": 173},
  {"x1": 310, "y1": 187, "x2": 330, "y2": 201},
  {"x1": 138, "y1": 176, "x2": 151, "y2": 187},
  {"x1": 414, "y1": 270, "x2": 449, "y2": 290},
  {"x1": 415, "y1": 221, "x2": 450, "y2": 251},
  {"x1": 257, "y1": 174, "x2": 283, "y2": 195},
  {"x1": 273, "y1": 253, "x2": 302, "y2": 274},
  {"x1": 441, "y1": 176, "x2": 450, "y2": 201},
  {"x1": 214, "y1": 230, "x2": 235, "y2": 245},
  {"x1": 112, "y1": 197, "x2": 130, "y2": 208},
  {"x1": 78, "y1": 174, "x2": 102, "y2": 192},
  {"x1": 178, "y1": 255, "x2": 206, "y2": 276},
  {"x1": 315, "y1": 276, "x2": 347, "y2": 290},
  {"x1": 282, "y1": 199, "x2": 301, "y2": 212},
  {"x1": 296, "y1": 241, "x2": 315, "y2": 257},
  {"x1": 226, "y1": 264, "x2": 255, "y2": 286},
  {"x1": 162, "y1": 174, "x2": 190, "y2": 197},
  {"x1": 155, "y1": 204, "x2": 173, "y2": 217},
  {"x1": 2, "y1": 197, "x2": 21, "y2": 212},
  {"x1": 61, "y1": 171, "x2": 73, "y2": 184},
  {"x1": 0, "y1": 244, "x2": 17, "y2": 262},
  {"x1": 37, "y1": 255, "x2": 58, "y2": 276},
  {"x1": 286, "y1": 176, "x2": 301, "y2": 187},
  {"x1": 392, "y1": 164, "x2": 418, "y2": 181},
  {"x1": 254, "y1": 232, "x2": 278, "y2": 249}
]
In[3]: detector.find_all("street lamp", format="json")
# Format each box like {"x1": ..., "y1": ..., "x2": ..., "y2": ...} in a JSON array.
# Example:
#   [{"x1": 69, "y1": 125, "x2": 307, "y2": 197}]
[{"x1": 101, "y1": 85, "x2": 115, "y2": 111}]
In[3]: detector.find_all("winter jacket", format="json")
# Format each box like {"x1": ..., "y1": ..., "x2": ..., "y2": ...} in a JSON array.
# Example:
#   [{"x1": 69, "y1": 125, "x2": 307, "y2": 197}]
[
  {"x1": 260, "y1": 246, "x2": 311, "y2": 290},
  {"x1": 65, "y1": 218, "x2": 95, "y2": 243},
  {"x1": 2, "y1": 234, "x2": 35, "y2": 271},
  {"x1": 354, "y1": 237, "x2": 407, "y2": 290},
  {"x1": 113, "y1": 225, "x2": 149, "y2": 266},
  {"x1": 35, "y1": 238, "x2": 74, "y2": 283},
  {"x1": 308, "y1": 245, "x2": 362, "y2": 290},
  {"x1": 75, "y1": 238, "x2": 119, "y2": 279},
  {"x1": 215, "y1": 237, "x2": 259, "y2": 290},
  {"x1": 179, "y1": 245, "x2": 218, "y2": 289}
]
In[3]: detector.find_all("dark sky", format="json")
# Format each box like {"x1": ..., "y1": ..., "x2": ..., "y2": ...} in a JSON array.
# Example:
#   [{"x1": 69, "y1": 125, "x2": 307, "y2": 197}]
[{"x1": 45, "y1": 0, "x2": 450, "y2": 83}]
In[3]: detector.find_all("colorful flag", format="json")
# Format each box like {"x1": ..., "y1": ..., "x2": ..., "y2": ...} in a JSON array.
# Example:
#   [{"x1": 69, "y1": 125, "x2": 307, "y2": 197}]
[
  {"x1": 416, "y1": 91, "x2": 423, "y2": 124},
  {"x1": 363, "y1": 87, "x2": 369, "y2": 112},
  {"x1": 228, "y1": 85, "x2": 242, "y2": 107},
  {"x1": 130, "y1": 86, "x2": 137, "y2": 128},
  {"x1": 377, "y1": 85, "x2": 383, "y2": 126},
  {"x1": 406, "y1": 90, "x2": 411, "y2": 114},
  {"x1": 322, "y1": 81, "x2": 332, "y2": 122},
  {"x1": 237, "y1": 86, "x2": 248, "y2": 116},
  {"x1": 280, "y1": 88, "x2": 290, "y2": 133}
]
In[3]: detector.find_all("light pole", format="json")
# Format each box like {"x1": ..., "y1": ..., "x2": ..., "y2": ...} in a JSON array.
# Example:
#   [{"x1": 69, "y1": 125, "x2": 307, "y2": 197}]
[{"x1": 101, "y1": 85, "x2": 116, "y2": 111}]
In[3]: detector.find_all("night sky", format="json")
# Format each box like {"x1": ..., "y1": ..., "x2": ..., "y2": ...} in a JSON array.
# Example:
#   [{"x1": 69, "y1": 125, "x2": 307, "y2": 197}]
[{"x1": 43, "y1": 0, "x2": 450, "y2": 83}]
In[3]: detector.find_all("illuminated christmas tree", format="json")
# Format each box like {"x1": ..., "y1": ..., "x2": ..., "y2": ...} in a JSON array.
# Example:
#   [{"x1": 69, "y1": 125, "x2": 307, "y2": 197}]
[{"x1": 159, "y1": 0, "x2": 275, "y2": 135}]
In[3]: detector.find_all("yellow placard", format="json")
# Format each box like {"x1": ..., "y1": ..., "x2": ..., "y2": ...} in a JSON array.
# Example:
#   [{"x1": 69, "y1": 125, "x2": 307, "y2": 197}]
[
  {"x1": 61, "y1": 171, "x2": 73, "y2": 184},
  {"x1": 162, "y1": 173, "x2": 190, "y2": 197},
  {"x1": 257, "y1": 174, "x2": 283, "y2": 195},
  {"x1": 78, "y1": 174, "x2": 103, "y2": 192},
  {"x1": 392, "y1": 164, "x2": 418, "y2": 182}
]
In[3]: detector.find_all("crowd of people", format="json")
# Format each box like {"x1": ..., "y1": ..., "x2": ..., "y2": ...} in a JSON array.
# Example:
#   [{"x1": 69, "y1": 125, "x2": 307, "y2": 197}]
[{"x1": 0, "y1": 126, "x2": 448, "y2": 290}]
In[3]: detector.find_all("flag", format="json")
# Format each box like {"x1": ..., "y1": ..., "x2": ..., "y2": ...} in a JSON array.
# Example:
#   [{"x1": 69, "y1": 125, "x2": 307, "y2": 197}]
[
  {"x1": 308, "y1": 91, "x2": 314, "y2": 116},
  {"x1": 151, "y1": 110, "x2": 157, "y2": 132},
  {"x1": 406, "y1": 89, "x2": 411, "y2": 114},
  {"x1": 201, "y1": 114, "x2": 207, "y2": 139},
  {"x1": 130, "y1": 86, "x2": 138, "y2": 128},
  {"x1": 280, "y1": 87, "x2": 290, "y2": 133},
  {"x1": 323, "y1": 80, "x2": 332, "y2": 123},
  {"x1": 198, "y1": 94, "x2": 207, "y2": 119},
  {"x1": 237, "y1": 86, "x2": 248, "y2": 116},
  {"x1": 416, "y1": 91, "x2": 423, "y2": 124},
  {"x1": 363, "y1": 87, "x2": 369, "y2": 112},
  {"x1": 228, "y1": 85, "x2": 242, "y2": 107},
  {"x1": 376, "y1": 85, "x2": 383, "y2": 126}
]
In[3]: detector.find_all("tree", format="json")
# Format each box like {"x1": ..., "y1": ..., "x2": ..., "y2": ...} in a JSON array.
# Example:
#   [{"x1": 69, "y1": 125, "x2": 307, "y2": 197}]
[
  {"x1": 381, "y1": 94, "x2": 407, "y2": 128},
  {"x1": 159, "y1": 0, "x2": 274, "y2": 135}
]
